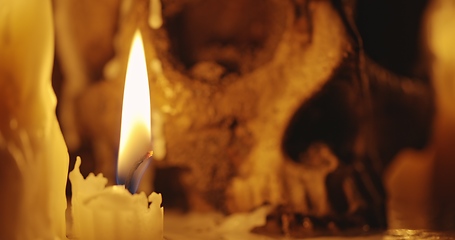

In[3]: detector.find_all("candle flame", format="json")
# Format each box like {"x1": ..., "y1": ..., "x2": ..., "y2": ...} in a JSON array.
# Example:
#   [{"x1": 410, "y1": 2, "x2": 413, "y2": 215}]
[{"x1": 117, "y1": 30, "x2": 152, "y2": 192}]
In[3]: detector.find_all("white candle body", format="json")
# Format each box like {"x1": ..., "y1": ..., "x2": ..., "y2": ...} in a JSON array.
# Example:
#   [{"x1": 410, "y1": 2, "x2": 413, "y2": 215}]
[
  {"x1": 69, "y1": 158, "x2": 163, "y2": 240},
  {"x1": 0, "y1": 0, "x2": 69, "y2": 239}
]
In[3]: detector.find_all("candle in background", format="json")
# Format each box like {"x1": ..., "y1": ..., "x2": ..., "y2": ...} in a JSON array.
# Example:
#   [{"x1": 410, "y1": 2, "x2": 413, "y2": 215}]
[
  {"x1": 0, "y1": 0, "x2": 69, "y2": 239},
  {"x1": 149, "y1": 0, "x2": 163, "y2": 29},
  {"x1": 69, "y1": 30, "x2": 163, "y2": 240}
]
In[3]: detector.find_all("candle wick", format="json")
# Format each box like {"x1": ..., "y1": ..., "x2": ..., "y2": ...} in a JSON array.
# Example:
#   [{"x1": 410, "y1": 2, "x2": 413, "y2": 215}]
[{"x1": 125, "y1": 151, "x2": 154, "y2": 193}]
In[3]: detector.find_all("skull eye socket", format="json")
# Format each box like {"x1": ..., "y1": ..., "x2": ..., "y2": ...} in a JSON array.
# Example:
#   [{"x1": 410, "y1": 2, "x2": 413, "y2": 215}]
[
  {"x1": 282, "y1": 77, "x2": 361, "y2": 165},
  {"x1": 163, "y1": 0, "x2": 288, "y2": 75}
]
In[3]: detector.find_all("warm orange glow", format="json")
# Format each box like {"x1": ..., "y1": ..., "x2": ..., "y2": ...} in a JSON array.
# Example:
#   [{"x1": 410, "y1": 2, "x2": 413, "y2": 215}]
[{"x1": 117, "y1": 30, "x2": 152, "y2": 187}]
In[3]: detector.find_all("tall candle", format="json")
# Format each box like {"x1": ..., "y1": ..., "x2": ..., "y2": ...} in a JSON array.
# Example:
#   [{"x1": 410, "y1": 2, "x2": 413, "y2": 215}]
[
  {"x1": 69, "y1": 30, "x2": 163, "y2": 240},
  {"x1": 0, "y1": 0, "x2": 69, "y2": 239}
]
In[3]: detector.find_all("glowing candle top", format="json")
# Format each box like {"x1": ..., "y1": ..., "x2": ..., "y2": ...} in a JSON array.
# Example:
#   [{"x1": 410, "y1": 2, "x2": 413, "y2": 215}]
[{"x1": 117, "y1": 30, "x2": 152, "y2": 192}]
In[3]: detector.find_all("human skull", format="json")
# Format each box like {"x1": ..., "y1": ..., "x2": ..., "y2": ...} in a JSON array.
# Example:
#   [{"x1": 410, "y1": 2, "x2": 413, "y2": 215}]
[{"x1": 55, "y1": 0, "x2": 434, "y2": 231}]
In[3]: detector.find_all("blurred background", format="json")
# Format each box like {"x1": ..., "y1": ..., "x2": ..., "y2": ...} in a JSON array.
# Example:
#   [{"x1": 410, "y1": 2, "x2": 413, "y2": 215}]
[{"x1": 51, "y1": 0, "x2": 455, "y2": 234}]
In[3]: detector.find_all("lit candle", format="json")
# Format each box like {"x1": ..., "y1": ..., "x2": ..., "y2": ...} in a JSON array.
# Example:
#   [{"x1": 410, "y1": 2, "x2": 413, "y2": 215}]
[
  {"x1": 0, "y1": 0, "x2": 69, "y2": 239},
  {"x1": 69, "y1": 30, "x2": 163, "y2": 240}
]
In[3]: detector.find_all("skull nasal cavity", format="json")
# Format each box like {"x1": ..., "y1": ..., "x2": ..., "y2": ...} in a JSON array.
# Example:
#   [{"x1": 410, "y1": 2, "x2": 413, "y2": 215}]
[{"x1": 164, "y1": 0, "x2": 286, "y2": 75}]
